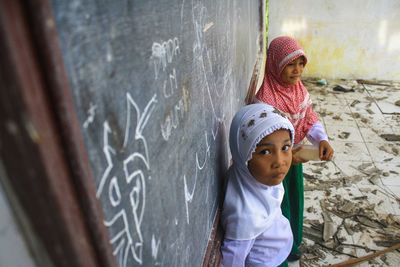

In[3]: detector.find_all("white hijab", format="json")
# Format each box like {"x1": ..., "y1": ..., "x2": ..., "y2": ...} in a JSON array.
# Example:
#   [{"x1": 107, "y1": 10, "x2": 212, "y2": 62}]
[{"x1": 222, "y1": 103, "x2": 295, "y2": 240}]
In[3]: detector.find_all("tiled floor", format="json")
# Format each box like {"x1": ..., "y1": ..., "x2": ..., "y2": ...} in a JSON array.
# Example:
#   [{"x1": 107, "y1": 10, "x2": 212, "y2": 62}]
[{"x1": 289, "y1": 79, "x2": 400, "y2": 267}]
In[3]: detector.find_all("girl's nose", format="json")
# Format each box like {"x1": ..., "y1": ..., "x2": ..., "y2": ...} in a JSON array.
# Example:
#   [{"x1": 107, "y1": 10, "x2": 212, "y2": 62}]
[
  {"x1": 293, "y1": 64, "x2": 300, "y2": 73},
  {"x1": 272, "y1": 152, "x2": 284, "y2": 168}
]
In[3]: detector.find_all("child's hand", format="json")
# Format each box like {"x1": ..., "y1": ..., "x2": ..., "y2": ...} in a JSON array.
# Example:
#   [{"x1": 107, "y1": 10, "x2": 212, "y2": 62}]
[
  {"x1": 292, "y1": 145, "x2": 309, "y2": 165},
  {"x1": 319, "y1": 140, "x2": 334, "y2": 161}
]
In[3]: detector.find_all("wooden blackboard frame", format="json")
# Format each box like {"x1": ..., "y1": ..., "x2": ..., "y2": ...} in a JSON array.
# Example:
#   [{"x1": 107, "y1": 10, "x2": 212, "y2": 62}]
[{"x1": 0, "y1": 0, "x2": 116, "y2": 266}]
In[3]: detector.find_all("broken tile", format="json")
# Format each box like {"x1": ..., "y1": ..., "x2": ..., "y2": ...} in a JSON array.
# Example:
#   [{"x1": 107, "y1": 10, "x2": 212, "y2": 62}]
[
  {"x1": 301, "y1": 78, "x2": 400, "y2": 266},
  {"x1": 368, "y1": 142, "x2": 400, "y2": 163},
  {"x1": 323, "y1": 112, "x2": 358, "y2": 127},
  {"x1": 359, "y1": 126, "x2": 395, "y2": 142},
  {"x1": 329, "y1": 141, "x2": 372, "y2": 161}
]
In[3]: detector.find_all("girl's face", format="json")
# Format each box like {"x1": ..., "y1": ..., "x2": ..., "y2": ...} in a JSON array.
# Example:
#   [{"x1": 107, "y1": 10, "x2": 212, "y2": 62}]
[
  {"x1": 280, "y1": 56, "x2": 305, "y2": 85},
  {"x1": 247, "y1": 129, "x2": 292, "y2": 186}
]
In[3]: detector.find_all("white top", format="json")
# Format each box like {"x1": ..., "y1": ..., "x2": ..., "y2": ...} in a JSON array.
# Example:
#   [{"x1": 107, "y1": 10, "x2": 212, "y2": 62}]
[
  {"x1": 306, "y1": 121, "x2": 328, "y2": 145},
  {"x1": 220, "y1": 213, "x2": 293, "y2": 267}
]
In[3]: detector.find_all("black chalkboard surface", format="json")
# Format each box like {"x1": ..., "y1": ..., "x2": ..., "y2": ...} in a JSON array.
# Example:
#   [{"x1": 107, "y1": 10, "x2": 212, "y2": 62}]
[{"x1": 50, "y1": 0, "x2": 263, "y2": 266}]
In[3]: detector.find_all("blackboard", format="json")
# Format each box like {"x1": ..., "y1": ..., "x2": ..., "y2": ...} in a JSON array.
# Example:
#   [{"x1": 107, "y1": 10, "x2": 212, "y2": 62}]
[{"x1": 50, "y1": 0, "x2": 263, "y2": 266}]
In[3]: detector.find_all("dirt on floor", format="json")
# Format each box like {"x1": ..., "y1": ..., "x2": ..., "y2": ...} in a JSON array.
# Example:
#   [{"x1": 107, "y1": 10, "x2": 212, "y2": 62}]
[{"x1": 297, "y1": 78, "x2": 400, "y2": 267}]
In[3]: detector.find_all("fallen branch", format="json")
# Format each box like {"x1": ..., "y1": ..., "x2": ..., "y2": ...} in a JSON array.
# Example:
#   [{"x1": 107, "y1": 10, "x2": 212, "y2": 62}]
[
  {"x1": 356, "y1": 79, "x2": 392, "y2": 86},
  {"x1": 324, "y1": 243, "x2": 400, "y2": 267}
]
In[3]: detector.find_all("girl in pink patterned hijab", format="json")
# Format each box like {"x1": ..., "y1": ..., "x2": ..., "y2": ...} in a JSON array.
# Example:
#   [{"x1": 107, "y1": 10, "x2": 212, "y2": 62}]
[{"x1": 255, "y1": 36, "x2": 334, "y2": 261}]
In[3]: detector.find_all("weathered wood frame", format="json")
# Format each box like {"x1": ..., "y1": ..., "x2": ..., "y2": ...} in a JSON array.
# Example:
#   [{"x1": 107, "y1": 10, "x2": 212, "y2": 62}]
[{"x1": 0, "y1": 0, "x2": 116, "y2": 266}]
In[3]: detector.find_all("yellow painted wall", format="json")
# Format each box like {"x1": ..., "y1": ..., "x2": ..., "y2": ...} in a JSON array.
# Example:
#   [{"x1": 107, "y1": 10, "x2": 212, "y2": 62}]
[{"x1": 268, "y1": 0, "x2": 400, "y2": 80}]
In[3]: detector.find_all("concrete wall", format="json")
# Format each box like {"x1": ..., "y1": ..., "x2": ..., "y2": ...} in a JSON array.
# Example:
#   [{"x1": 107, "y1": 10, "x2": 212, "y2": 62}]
[
  {"x1": 0, "y1": 161, "x2": 53, "y2": 267},
  {"x1": 268, "y1": 0, "x2": 400, "y2": 80},
  {"x1": 0, "y1": 163, "x2": 36, "y2": 267}
]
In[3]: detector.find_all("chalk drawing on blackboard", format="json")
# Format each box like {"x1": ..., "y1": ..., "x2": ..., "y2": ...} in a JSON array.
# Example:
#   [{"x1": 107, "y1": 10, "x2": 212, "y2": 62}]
[
  {"x1": 191, "y1": 2, "x2": 229, "y2": 137},
  {"x1": 150, "y1": 38, "x2": 180, "y2": 80},
  {"x1": 51, "y1": 0, "x2": 262, "y2": 265},
  {"x1": 160, "y1": 95, "x2": 185, "y2": 141},
  {"x1": 184, "y1": 131, "x2": 211, "y2": 224},
  {"x1": 150, "y1": 37, "x2": 189, "y2": 142},
  {"x1": 178, "y1": 2, "x2": 233, "y2": 226},
  {"x1": 151, "y1": 234, "x2": 161, "y2": 261},
  {"x1": 109, "y1": 176, "x2": 121, "y2": 207},
  {"x1": 167, "y1": 68, "x2": 178, "y2": 98},
  {"x1": 203, "y1": 22, "x2": 214, "y2": 32},
  {"x1": 82, "y1": 102, "x2": 97, "y2": 129},
  {"x1": 96, "y1": 93, "x2": 158, "y2": 266}
]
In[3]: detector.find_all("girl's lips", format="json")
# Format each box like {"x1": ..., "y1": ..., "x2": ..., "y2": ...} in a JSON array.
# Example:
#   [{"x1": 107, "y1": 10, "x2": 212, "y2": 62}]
[{"x1": 275, "y1": 172, "x2": 286, "y2": 179}]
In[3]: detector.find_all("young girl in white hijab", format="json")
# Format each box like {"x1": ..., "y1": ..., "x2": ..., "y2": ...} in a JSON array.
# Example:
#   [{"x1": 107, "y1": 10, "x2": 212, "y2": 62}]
[{"x1": 220, "y1": 103, "x2": 295, "y2": 267}]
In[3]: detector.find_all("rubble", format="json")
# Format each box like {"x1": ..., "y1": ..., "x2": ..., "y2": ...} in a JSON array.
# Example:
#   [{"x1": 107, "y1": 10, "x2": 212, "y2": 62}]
[
  {"x1": 380, "y1": 134, "x2": 400, "y2": 142},
  {"x1": 322, "y1": 211, "x2": 336, "y2": 242},
  {"x1": 333, "y1": 85, "x2": 355, "y2": 93},
  {"x1": 298, "y1": 78, "x2": 400, "y2": 266}
]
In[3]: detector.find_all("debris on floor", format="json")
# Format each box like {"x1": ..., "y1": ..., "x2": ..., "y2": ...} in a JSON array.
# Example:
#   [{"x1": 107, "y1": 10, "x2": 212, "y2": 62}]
[
  {"x1": 299, "y1": 78, "x2": 400, "y2": 266},
  {"x1": 333, "y1": 85, "x2": 355, "y2": 93}
]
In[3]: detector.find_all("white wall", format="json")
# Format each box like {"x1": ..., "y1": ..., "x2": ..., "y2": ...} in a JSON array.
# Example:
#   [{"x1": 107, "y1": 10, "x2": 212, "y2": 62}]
[
  {"x1": 0, "y1": 167, "x2": 36, "y2": 267},
  {"x1": 268, "y1": 0, "x2": 400, "y2": 80},
  {"x1": 0, "y1": 161, "x2": 54, "y2": 267}
]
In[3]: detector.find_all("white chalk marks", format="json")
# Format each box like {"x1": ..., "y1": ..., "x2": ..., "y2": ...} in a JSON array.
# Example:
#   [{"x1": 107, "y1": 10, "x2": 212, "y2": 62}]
[
  {"x1": 150, "y1": 38, "x2": 180, "y2": 80},
  {"x1": 151, "y1": 37, "x2": 188, "y2": 141},
  {"x1": 160, "y1": 95, "x2": 186, "y2": 141},
  {"x1": 96, "y1": 93, "x2": 157, "y2": 266},
  {"x1": 151, "y1": 234, "x2": 161, "y2": 260},
  {"x1": 180, "y1": 1, "x2": 234, "y2": 225},
  {"x1": 92, "y1": 1, "x2": 239, "y2": 263},
  {"x1": 184, "y1": 131, "x2": 210, "y2": 224},
  {"x1": 83, "y1": 102, "x2": 97, "y2": 129}
]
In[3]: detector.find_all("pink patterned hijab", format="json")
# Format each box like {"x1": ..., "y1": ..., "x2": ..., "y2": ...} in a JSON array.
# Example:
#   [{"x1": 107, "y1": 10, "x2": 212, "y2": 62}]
[{"x1": 256, "y1": 36, "x2": 318, "y2": 144}]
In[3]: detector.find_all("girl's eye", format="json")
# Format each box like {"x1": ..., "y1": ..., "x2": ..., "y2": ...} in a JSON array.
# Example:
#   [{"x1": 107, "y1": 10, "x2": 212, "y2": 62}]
[
  {"x1": 259, "y1": 149, "x2": 271, "y2": 155},
  {"x1": 282, "y1": 145, "x2": 291, "y2": 151}
]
